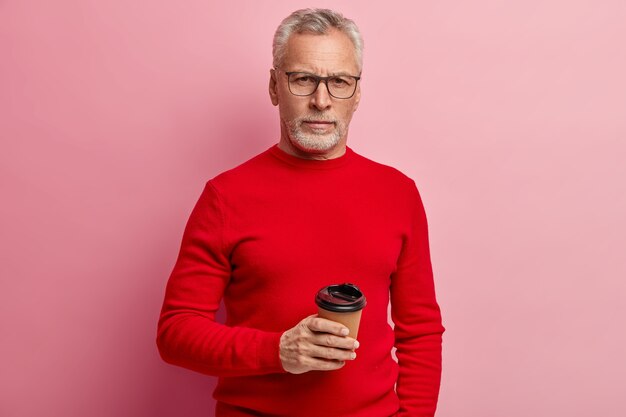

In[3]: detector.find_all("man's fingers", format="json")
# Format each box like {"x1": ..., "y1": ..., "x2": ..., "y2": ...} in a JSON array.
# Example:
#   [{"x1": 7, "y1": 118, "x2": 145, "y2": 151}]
[
  {"x1": 280, "y1": 316, "x2": 360, "y2": 375},
  {"x1": 289, "y1": 334, "x2": 356, "y2": 361},
  {"x1": 306, "y1": 317, "x2": 349, "y2": 336},
  {"x1": 304, "y1": 317, "x2": 359, "y2": 350},
  {"x1": 308, "y1": 344, "x2": 357, "y2": 362},
  {"x1": 312, "y1": 333, "x2": 359, "y2": 350}
]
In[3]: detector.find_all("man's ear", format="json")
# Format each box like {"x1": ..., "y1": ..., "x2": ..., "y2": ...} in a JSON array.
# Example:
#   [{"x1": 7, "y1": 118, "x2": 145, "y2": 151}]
[
  {"x1": 269, "y1": 69, "x2": 279, "y2": 106},
  {"x1": 353, "y1": 86, "x2": 361, "y2": 112}
]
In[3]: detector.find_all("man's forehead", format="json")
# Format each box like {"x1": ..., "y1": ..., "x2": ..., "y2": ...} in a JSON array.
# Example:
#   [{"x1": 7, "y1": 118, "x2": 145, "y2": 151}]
[{"x1": 282, "y1": 30, "x2": 360, "y2": 74}]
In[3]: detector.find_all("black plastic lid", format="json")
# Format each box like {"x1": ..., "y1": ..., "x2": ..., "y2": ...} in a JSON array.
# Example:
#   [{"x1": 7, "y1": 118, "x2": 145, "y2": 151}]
[{"x1": 315, "y1": 283, "x2": 367, "y2": 312}]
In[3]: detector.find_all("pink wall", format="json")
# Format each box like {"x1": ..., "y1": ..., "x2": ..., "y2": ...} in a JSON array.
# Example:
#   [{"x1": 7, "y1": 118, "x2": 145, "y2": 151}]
[{"x1": 2, "y1": 1, "x2": 625, "y2": 416}]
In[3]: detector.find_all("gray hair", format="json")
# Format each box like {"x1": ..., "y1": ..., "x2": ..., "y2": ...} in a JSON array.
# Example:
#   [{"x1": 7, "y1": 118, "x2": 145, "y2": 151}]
[{"x1": 272, "y1": 8, "x2": 364, "y2": 72}]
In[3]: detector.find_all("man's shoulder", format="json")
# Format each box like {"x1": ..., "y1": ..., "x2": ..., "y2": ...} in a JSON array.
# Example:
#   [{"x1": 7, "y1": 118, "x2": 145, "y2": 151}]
[
  {"x1": 209, "y1": 146, "x2": 275, "y2": 188},
  {"x1": 351, "y1": 148, "x2": 416, "y2": 189}
]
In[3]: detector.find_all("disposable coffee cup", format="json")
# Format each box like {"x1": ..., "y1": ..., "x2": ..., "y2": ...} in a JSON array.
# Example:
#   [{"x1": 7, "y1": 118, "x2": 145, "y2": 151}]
[{"x1": 315, "y1": 283, "x2": 366, "y2": 339}]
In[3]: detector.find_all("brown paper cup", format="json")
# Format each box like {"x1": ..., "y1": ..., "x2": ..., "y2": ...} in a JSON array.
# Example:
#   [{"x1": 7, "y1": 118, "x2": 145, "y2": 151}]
[
  {"x1": 317, "y1": 308, "x2": 363, "y2": 339},
  {"x1": 315, "y1": 283, "x2": 366, "y2": 339}
]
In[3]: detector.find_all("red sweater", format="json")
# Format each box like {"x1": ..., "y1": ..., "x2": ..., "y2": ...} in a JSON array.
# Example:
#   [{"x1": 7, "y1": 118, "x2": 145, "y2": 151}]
[{"x1": 157, "y1": 145, "x2": 444, "y2": 417}]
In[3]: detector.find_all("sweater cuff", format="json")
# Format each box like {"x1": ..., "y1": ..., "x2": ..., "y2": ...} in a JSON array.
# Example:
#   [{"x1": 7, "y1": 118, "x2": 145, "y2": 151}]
[{"x1": 256, "y1": 331, "x2": 287, "y2": 374}]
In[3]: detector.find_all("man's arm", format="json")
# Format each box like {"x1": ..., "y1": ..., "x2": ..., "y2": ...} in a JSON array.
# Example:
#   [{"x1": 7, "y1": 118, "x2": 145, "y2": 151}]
[
  {"x1": 157, "y1": 182, "x2": 357, "y2": 377},
  {"x1": 157, "y1": 182, "x2": 285, "y2": 377},
  {"x1": 390, "y1": 181, "x2": 445, "y2": 417}
]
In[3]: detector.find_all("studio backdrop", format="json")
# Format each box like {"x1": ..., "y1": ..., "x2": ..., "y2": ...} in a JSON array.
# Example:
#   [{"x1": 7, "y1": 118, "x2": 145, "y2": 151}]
[{"x1": 1, "y1": 1, "x2": 625, "y2": 416}]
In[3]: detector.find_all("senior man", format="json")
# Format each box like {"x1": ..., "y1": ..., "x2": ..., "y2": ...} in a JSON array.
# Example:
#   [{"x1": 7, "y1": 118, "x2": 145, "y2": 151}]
[{"x1": 157, "y1": 8, "x2": 444, "y2": 417}]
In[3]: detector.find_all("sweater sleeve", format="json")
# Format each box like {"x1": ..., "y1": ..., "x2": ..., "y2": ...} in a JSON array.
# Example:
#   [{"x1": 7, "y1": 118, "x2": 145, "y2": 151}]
[
  {"x1": 390, "y1": 181, "x2": 445, "y2": 417},
  {"x1": 156, "y1": 181, "x2": 285, "y2": 377}
]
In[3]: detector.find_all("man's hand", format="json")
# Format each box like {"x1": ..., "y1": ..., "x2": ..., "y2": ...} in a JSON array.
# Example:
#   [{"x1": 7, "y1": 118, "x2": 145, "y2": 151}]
[{"x1": 279, "y1": 315, "x2": 360, "y2": 374}]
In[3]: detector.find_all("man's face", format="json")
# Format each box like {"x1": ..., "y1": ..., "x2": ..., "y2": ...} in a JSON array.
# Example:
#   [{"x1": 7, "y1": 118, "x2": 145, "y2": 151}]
[{"x1": 269, "y1": 29, "x2": 361, "y2": 159}]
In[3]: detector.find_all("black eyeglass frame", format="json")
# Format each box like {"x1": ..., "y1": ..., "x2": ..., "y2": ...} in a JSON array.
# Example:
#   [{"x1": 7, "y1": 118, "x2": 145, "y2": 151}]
[{"x1": 282, "y1": 71, "x2": 361, "y2": 99}]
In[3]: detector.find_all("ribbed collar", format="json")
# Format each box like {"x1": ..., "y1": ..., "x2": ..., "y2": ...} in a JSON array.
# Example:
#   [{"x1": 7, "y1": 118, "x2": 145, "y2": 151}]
[{"x1": 268, "y1": 144, "x2": 355, "y2": 170}]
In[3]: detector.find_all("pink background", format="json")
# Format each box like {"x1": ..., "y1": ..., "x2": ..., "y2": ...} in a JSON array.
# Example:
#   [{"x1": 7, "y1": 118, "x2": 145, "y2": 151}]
[{"x1": 1, "y1": 1, "x2": 625, "y2": 416}]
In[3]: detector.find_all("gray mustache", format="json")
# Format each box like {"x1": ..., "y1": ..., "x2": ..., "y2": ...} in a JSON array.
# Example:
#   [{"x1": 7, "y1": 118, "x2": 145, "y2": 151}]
[{"x1": 299, "y1": 115, "x2": 336, "y2": 123}]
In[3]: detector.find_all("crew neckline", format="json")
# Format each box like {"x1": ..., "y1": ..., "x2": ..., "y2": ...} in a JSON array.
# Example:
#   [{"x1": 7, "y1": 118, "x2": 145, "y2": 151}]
[{"x1": 268, "y1": 144, "x2": 355, "y2": 170}]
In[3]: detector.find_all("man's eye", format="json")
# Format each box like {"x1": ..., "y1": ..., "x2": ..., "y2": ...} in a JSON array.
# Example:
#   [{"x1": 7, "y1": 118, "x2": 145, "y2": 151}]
[
  {"x1": 294, "y1": 75, "x2": 315, "y2": 84},
  {"x1": 331, "y1": 77, "x2": 351, "y2": 87}
]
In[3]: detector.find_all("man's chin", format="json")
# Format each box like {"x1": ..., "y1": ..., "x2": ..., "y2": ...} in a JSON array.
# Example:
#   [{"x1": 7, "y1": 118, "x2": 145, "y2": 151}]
[{"x1": 291, "y1": 137, "x2": 339, "y2": 154}]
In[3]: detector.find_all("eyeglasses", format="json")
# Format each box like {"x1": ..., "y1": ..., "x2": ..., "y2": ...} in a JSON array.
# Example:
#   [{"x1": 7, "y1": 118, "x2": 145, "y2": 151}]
[{"x1": 281, "y1": 71, "x2": 361, "y2": 99}]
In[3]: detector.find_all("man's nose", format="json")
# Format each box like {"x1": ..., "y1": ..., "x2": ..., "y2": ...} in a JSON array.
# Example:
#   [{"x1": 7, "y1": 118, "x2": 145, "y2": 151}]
[{"x1": 309, "y1": 81, "x2": 332, "y2": 110}]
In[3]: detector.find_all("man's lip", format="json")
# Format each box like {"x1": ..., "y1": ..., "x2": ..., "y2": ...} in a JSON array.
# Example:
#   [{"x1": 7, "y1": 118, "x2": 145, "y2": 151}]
[{"x1": 303, "y1": 121, "x2": 334, "y2": 130}]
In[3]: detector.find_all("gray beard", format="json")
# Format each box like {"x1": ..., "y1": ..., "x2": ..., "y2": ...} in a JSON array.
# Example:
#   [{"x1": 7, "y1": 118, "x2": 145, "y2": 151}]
[{"x1": 285, "y1": 117, "x2": 345, "y2": 152}]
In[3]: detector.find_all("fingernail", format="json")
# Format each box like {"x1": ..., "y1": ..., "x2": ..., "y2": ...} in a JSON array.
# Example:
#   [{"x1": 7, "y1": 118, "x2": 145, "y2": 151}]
[
  {"x1": 354, "y1": 340, "x2": 360, "y2": 349},
  {"x1": 340, "y1": 328, "x2": 349, "y2": 336},
  {"x1": 350, "y1": 352, "x2": 357, "y2": 360}
]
